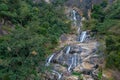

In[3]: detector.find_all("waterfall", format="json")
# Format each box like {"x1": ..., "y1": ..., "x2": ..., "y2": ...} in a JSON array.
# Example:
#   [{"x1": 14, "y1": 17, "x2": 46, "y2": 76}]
[
  {"x1": 77, "y1": 27, "x2": 80, "y2": 34},
  {"x1": 68, "y1": 57, "x2": 74, "y2": 72},
  {"x1": 74, "y1": 53, "x2": 77, "y2": 67},
  {"x1": 72, "y1": 10, "x2": 77, "y2": 26},
  {"x1": 46, "y1": 54, "x2": 54, "y2": 66},
  {"x1": 52, "y1": 70, "x2": 62, "y2": 79},
  {"x1": 73, "y1": 10, "x2": 77, "y2": 21},
  {"x1": 80, "y1": 31, "x2": 87, "y2": 42},
  {"x1": 66, "y1": 46, "x2": 71, "y2": 54}
]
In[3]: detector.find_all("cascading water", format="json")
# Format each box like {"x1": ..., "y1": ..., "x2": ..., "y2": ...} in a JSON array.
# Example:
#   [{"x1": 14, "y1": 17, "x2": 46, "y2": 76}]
[
  {"x1": 66, "y1": 46, "x2": 71, "y2": 54},
  {"x1": 52, "y1": 70, "x2": 62, "y2": 79},
  {"x1": 45, "y1": 8, "x2": 101, "y2": 80},
  {"x1": 77, "y1": 27, "x2": 80, "y2": 34},
  {"x1": 45, "y1": 54, "x2": 54, "y2": 66},
  {"x1": 79, "y1": 31, "x2": 87, "y2": 42},
  {"x1": 73, "y1": 53, "x2": 77, "y2": 67},
  {"x1": 73, "y1": 10, "x2": 77, "y2": 21},
  {"x1": 68, "y1": 57, "x2": 74, "y2": 72},
  {"x1": 72, "y1": 10, "x2": 77, "y2": 26}
]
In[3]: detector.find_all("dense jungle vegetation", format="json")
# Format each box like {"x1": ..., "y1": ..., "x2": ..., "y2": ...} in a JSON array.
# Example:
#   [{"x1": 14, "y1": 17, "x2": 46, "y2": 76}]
[
  {"x1": 0, "y1": 0, "x2": 70, "y2": 79},
  {"x1": 91, "y1": 0, "x2": 120, "y2": 71}
]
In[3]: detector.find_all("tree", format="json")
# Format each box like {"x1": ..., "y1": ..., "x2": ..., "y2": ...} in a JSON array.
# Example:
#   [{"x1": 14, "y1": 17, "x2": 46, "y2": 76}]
[{"x1": 0, "y1": 0, "x2": 70, "y2": 79}]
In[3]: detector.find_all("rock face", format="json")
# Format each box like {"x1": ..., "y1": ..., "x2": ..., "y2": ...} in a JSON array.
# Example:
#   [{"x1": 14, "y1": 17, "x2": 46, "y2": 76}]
[
  {"x1": 65, "y1": 0, "x2": 93, "y2": 19},
  {"x1": 45, "y1": 36, "x2": 101, "y2": 79},
  {"x1": 45, "y1": 4, "x2": 104, "y2": 80}
]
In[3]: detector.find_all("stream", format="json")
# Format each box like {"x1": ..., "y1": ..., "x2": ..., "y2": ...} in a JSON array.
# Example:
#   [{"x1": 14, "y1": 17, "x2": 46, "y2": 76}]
[{"x1": 45, "y1": 8, "x2": 102, "y2": 80}]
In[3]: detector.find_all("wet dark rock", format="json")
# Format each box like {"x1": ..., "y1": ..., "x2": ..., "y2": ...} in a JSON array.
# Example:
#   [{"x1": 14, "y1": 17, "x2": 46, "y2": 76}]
[
  {"x1": 89, "y1": 57, "x2": 99, "y2": 63},
  {"x1": 82, "y1": 69, "x2": 92, "y2": 75},
  {"x1": 69, "y1": 46, "x2": 82, "y2": 54},
  {"x1": 93, "y1": 64, "x2": 99, "y2": 69},
  {"x1": 63, "y1": 46, "x2": 69, "y2": 53},
  {"x1": 92, "y1": 49, "x2": 97, "y2": 53},
  {"x1": 52, "y1": 59, "x2": 59, "y2": 64}
]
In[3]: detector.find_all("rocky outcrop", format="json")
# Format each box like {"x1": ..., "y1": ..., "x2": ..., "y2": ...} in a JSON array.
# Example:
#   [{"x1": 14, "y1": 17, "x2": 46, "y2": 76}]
[
  {"x1": 45, "y1": 7, "x2": 104, "y2": 80},
  {"x1": 45, "y1": 31, "x2": 101, "y2": 80}
]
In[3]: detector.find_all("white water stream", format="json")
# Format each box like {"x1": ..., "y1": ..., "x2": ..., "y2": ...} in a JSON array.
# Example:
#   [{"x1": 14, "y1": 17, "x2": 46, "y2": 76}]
[
  {"x1": 80, "y1": 31, "x2": 87, "y2": 42},
  {"x1": 72, "y1": 10, "x2": 77, "y2": 26},
  {"x1": 45, "y1": 8, "x2": 100, "y2": 80},
  {"x1": 74, "y1": 53, "x2": 77, "y2": 67},
  {"x1": 66, "y1": 46, "x2": 71, "y2": 54},
  {"x1": 68, "y1": 57, "x2": 74, "y2": 72},
  {"x1": 45, "y1": 54, "x2": 54, "y2": 66},
  {"x1": 52, "y1": 70, "x2": 62, "y2": 79}
]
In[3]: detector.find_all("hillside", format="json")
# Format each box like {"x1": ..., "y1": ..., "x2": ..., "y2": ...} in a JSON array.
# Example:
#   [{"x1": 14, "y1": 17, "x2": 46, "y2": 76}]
[
  {"x1": 0, "y1": 0, "x2": 70, "y2": 79},
  {"x1": 0, "y1": 0, "x2": 120, "y2": 80}
]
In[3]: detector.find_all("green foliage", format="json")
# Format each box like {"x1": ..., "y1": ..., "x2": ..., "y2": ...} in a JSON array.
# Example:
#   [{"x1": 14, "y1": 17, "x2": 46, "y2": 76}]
[
  {"x1": 52, "y1": 0, "x2": 67, "y2": 6},
  {"x1": 72, "y1": 72, "x2": 83, "y2": 80},
  {"x1": 91, "y1": 1, "x2": 106, "y2": 22},
  {"x1": 0, "y1": 3, "x2": 8, "y2": 11},
  {"x1": 98, "y1": 69, "x2": 102, "y2": 80},
  {"x1": 18, "y1": 1, "x2": 31, "y2": 25},
  {"x1": 106, "y1": 35, "x2": 120, "y2": 70},
  {"x1": 72, "y1": 72, "x2": 81, "y2": 76},
  {"x1": 100, "y1": 0, "x2": 108, "y2": 8},
  {"x1": 95, "y1": 19, "x2": 116, "y2": 33},
  {"x1": 91, "y1": 0, "x2": 120, "y2": 71},
  {"x1": 106, "y1": 0, "x2": 120, "y2": 19},
  {"x1": 0, "y1": 0, "x2": 70, "y2": 80}
]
